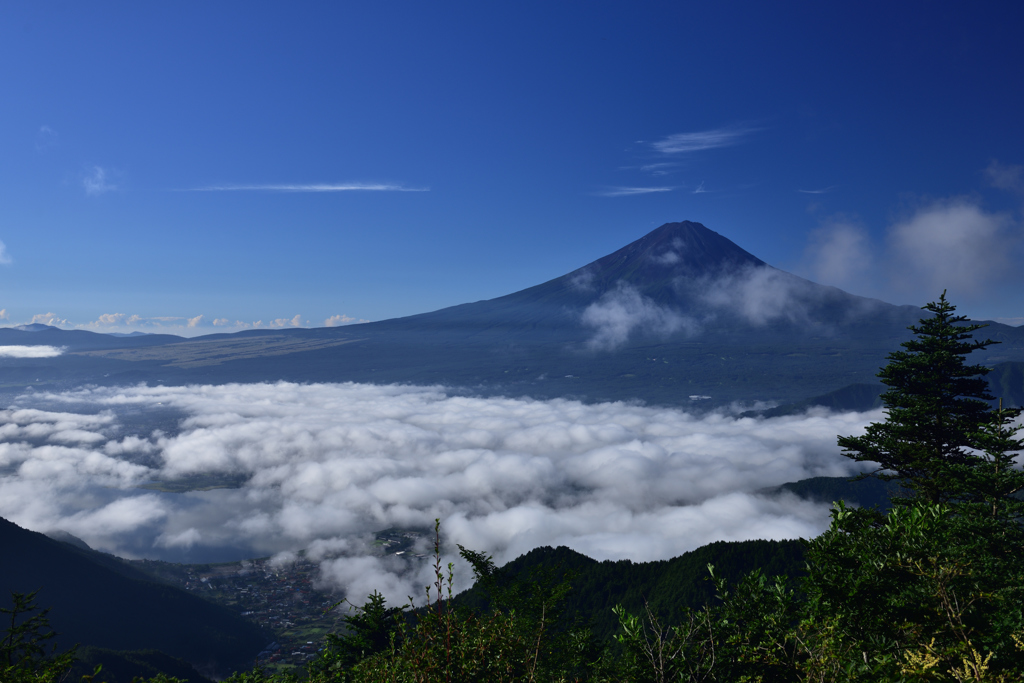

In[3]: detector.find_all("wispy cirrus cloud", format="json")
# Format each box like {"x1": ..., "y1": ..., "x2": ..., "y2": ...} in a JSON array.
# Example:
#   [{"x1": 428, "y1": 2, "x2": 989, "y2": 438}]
[
  {"x1": 641, "y1": 162, "x2": 677, "y2": 174},
  {"x1": 798, "y1": 186, "x2": 838, "y2": 194},
  {"x1": 651, "y1": 125, "x2": 758, "y2": 155},
  {"x1": 83, "y1": 166, "x2": 117, "y2": 196},
  {"x1": 184, "y1": 182, "x2": 428, "y2": 193},
  {"x1": 595, "y1": 186, "x2": 673, "y2": 197},
  {"x1": 36, "y1": 125, "x2": 58, "y2": 152},
  {"x1": 985, "y1": 160, "x2": 1024, "y2": 195}
]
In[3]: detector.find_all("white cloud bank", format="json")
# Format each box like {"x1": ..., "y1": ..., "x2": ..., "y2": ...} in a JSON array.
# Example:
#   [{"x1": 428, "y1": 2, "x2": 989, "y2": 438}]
[
  {"x1": 0, "y1": 346, "x2": 64, "y2": 358},
  {"x1": 0, "y1": 382, "x2": 876, "y2": 604}
]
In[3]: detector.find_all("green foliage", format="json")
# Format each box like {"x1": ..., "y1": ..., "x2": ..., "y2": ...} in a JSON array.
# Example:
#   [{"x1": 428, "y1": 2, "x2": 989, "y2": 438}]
[
  {"x1": 306, "y1": 590, "x2": 404, "y2": 679},
  {"x1": 800, "y1": 502, "x2": 1024, "y2": 681},
  {"x1": 963, "y1": 400, "x2": 1024, "y2": 521},
  {"x1": 1, "y1": 590, "x2": 77, "y2": 683}
]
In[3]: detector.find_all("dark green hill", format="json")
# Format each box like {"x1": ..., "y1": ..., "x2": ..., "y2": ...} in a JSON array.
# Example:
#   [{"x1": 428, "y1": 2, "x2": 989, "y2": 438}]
[
  {"x1": 0, "y1": 516, "x2": 268, "y2": 678},
  {"x1": 753, "y1": 382, "x2": 886, "y2": 418},
  {"x1": 454, "y1": 539, "x2": 806, "y2": 642},
  {"x1": 764, "y1": 476, "x2": 906, "y2": 511}
]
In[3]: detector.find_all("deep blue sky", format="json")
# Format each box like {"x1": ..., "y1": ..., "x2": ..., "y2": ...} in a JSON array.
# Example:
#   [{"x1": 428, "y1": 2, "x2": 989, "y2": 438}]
[{"x1": 2, "y1": 2, "x2": 1022, "y2": 335}]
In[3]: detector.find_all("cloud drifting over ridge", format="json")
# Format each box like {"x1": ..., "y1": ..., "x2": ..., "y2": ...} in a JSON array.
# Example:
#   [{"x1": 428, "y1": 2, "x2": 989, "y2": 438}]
[
  {"x1": 581, "y1": 283, "x2": 698, "y2": 349},
  {"x1": 0, "y1": 382, "x2": 876, "y2": 603}
]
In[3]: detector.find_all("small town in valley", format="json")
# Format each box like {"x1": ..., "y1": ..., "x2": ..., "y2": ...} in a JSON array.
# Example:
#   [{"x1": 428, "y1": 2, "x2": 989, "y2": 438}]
[{"x1": 127, "y1": 528, "x2": 427, "y2": 672}]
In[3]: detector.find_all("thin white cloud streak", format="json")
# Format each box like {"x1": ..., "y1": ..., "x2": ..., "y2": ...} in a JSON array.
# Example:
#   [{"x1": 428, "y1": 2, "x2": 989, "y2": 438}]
[
  {"x1": 0, "y1": 346, "x2": 64, "y2": 358},
  {"x1": 639, "y1": 162, "x2": 677, "y2": 175},
  {"x1": 595, "y1": 187, "x2": 672, "y2": 197},
  {"x1": 651, "y1": 126, "x2": 757, "y2": 155},
  {"x1": 185, "y1": 183, "x2": 428, "y2": 192},
  {"x1": 0, "y1": 382, "x2": 879, "y2": 604},
  {"x1": 798, "y1": 186, "x2": 837, "y2": 194}
]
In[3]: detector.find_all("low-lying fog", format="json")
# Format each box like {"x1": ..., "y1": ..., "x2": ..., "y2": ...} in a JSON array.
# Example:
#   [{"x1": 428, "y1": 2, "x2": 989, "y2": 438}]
[{"x1": 0, "y1": 382, "x2": 878, "y2": 603}]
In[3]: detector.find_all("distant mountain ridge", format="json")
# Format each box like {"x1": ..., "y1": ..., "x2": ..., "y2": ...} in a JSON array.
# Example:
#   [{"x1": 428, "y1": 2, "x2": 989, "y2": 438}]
[
  {"x1": 3, "y1": 221, "x2": 1023, "y2": 407},
  {"x1": 0, "y1": 324, "x2": 184, "y2": 350}
]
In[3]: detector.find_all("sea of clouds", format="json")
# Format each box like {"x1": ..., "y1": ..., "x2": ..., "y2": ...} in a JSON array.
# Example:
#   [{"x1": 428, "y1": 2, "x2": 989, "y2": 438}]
[{"x1": 0, "y1": 382, "x2": 878, "y2": 603}]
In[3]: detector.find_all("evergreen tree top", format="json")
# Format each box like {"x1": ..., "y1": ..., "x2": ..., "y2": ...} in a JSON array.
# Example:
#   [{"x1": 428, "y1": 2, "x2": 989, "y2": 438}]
[{"x1": 838, "y1": 292, "x2": 1002, "y2": 504}]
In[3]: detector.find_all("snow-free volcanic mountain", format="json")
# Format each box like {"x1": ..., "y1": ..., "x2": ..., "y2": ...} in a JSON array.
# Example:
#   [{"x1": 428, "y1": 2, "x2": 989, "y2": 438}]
[{"x1": 4, "y1": 221, "x2": 1024, "y2": 407}]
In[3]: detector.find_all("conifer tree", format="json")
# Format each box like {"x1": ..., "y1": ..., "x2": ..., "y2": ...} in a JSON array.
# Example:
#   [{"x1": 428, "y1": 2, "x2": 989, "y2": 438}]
[
  {"x1": 838, "y1": 292, "x2": 1000, "y2": 504},
  {"x1": 967, "y1": 399, "x2": 1024, "y2": 520}
]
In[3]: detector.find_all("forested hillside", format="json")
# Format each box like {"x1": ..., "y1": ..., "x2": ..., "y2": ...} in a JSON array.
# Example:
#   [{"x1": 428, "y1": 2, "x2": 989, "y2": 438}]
[{"x1": 0, "y1": 517, "x2": 268, "y2": 678}]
